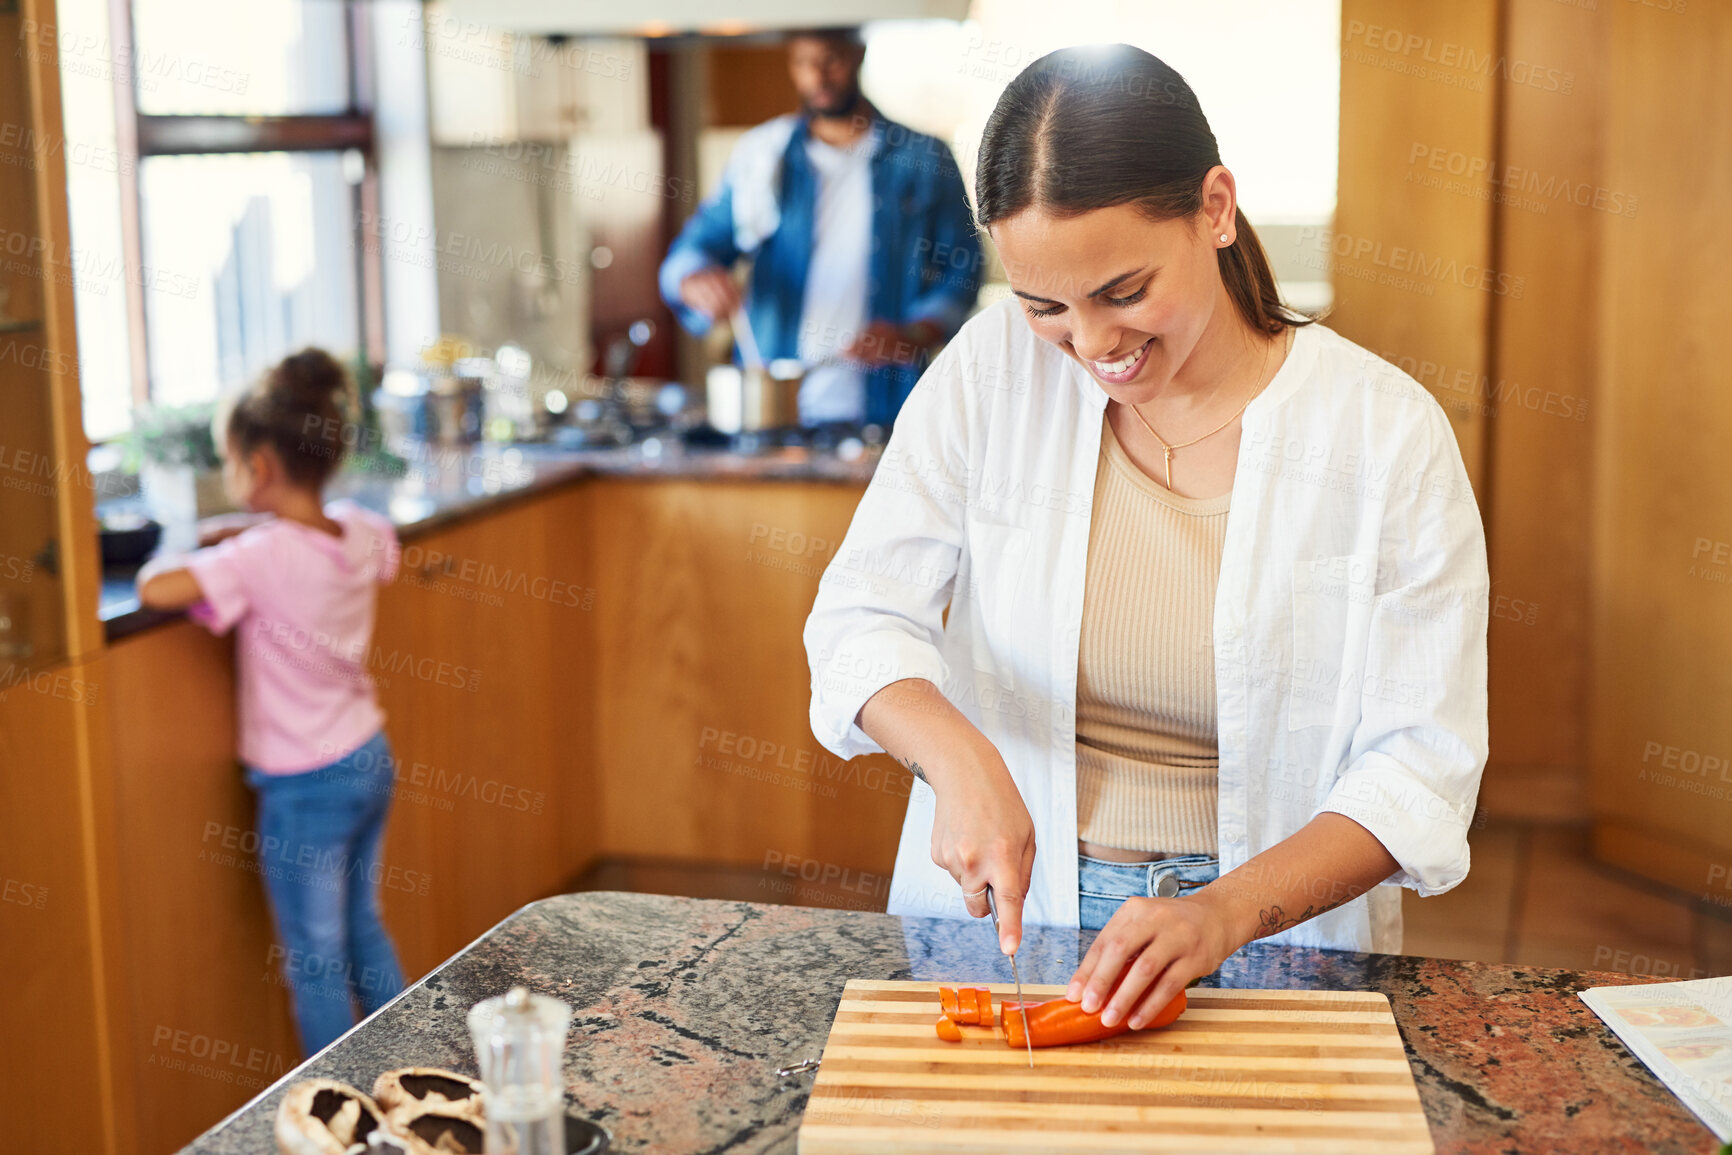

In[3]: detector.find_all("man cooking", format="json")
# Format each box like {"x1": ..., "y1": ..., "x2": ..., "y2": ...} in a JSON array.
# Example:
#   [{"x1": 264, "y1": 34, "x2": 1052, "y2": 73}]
[{"x1": 658, "y1": 26, "x2": 982, "y2": 429}]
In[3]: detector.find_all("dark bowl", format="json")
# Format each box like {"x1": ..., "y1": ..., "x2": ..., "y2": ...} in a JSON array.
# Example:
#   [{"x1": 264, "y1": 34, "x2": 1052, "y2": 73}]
[{"x1": 99, "y1": 518, "x2": 162, "y2": 567}]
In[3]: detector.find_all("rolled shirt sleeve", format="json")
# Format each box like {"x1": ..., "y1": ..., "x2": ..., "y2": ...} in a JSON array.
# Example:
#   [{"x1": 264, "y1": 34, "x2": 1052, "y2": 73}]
[
  {"x1": 804, "y1": 352, "x2": 969, "y2": 759},
  {"x1": 1319, "y1": 408, "x2": 1490, "y2": 897},
  {"x1": 184, "y1": 534, "x2": 266, "y2": 635}
]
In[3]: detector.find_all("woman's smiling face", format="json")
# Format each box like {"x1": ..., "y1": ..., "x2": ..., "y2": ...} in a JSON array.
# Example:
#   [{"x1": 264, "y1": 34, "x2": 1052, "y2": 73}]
[{"x1": 988, "y1": 171, "x2": 1239, "y2": 403}]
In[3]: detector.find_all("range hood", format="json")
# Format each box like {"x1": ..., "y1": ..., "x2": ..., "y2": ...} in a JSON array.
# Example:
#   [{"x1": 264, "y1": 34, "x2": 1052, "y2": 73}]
[{"x1": 441, "y1": 0, "x2": 969, "y2": 35}]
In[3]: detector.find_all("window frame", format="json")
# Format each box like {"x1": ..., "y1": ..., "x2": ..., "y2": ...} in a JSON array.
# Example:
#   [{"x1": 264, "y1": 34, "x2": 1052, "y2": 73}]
[{"x1": 109, "y1": 0, "x2": 386, "y2": 413}]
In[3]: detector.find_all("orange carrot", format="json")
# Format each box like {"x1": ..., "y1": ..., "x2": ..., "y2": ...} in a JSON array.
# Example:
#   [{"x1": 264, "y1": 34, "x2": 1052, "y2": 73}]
[{"x1": 1004, "y1": 989, "x2": 1187, "y2": 1049}]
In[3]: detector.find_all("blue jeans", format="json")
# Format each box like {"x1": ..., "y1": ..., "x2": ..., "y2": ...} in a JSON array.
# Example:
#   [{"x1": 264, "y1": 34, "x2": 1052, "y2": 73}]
[
  {"x1": 1078, "y1": 853, "x2": 1221, "y2": 931},
  {"x1": 245, "y1": 731, "x2": 405, "y2": 1055}
]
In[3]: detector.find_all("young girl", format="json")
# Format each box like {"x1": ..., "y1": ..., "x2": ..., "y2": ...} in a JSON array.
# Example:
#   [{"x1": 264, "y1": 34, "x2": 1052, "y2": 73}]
[{"x1": 139, "y1": 348, "x2": 406, "y2": 1056}]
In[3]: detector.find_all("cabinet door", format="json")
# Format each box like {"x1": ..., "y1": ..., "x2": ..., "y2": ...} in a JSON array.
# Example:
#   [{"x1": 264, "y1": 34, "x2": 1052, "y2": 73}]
[
  {"x1": 586, "y1": 479, "x2": 909, "y2": 893},
  {"x1": 423, "y1": 4, "x2": 611, "y2": 143},
  {"x1": 0, "y1": 1, "x2": 126, "y2": 1152},
  {"x1": 372, "y1": 487, "x2": 598, "y2": 975}
]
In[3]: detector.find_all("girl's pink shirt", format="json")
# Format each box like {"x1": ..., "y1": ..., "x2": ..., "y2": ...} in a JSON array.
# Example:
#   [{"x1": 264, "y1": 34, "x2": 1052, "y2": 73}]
[{"x1": 184, "y1": 500, "x2": 400, "y2": 773}]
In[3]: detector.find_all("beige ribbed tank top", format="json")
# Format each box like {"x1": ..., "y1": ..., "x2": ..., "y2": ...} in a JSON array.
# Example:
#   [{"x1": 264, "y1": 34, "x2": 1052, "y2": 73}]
[{"x1": 1075, "y1": 411, "x2": 1230, "y2": 856}]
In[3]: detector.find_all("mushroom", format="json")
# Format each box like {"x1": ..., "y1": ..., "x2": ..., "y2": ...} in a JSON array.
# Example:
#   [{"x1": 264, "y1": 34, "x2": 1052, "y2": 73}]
[{"x1": 274, "y1": 1080, "x2": 408, "y2": 1155}]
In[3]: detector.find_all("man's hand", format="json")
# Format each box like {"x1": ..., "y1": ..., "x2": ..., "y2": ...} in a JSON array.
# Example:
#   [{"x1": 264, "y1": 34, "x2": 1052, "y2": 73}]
[
  {"x1": 841, "y1": 320, "x2": 942, "y2": 367},
  {"x1": 678, "y1": 267, "x2": 742, "y2": 321}
]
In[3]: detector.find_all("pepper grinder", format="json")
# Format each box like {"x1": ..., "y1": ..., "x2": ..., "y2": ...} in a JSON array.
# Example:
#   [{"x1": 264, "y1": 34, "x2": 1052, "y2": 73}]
[{"x1": 467, "y1": 986, "x2": 572, "y2": 1155}]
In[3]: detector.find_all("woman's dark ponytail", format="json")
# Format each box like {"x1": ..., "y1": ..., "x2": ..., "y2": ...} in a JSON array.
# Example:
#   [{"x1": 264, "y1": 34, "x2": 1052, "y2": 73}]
[
  {"x1": 226, "y1": 347, "x2": 352, "y2": 488},
  {"x1": 975, "y1": 44, "x2": 1308, "y2": 337}
]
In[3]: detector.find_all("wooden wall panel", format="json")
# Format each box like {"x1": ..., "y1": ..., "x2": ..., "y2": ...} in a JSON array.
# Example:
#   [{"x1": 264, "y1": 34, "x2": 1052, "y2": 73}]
[
  {"x1": 586, "y1": 479, "x2": 908, "y2": 885},
  {"x1": 1588, "y1": 1, "x2": 1732, "y2": 885},
  {"x1": 1479, "y1": 0, "x2": 1605, "y2": 819},
  {"x1": 1333, "y1": 0, "x2": 1500, "y2": 491}
]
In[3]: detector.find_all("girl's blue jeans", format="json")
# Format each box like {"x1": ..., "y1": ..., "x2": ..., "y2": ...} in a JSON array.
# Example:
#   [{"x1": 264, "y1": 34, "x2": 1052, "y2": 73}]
[{"x1": 245, "y1": 730, "x2": 405, "y2": 1055}]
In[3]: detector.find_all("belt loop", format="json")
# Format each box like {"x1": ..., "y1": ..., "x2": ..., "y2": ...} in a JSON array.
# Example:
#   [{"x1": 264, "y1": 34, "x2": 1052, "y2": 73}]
[{"x1": 1144, "y1": 863, "x2": 1157, "y2": 897}]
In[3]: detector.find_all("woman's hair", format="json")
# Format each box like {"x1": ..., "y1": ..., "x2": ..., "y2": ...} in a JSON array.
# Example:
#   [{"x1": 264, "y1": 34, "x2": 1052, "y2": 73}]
[
  {"x1": 225, "y1": 348, "x2": 352, "y2": 489},
  {"x1": 975, "y1": 44, "x2": 1308, "y2": 337}
]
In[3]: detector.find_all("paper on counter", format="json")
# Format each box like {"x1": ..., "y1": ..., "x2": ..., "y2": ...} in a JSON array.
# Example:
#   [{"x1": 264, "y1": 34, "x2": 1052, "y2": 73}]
[{"x1": 1581, "y1": 975, "x2": 1732, "y2": 1140}]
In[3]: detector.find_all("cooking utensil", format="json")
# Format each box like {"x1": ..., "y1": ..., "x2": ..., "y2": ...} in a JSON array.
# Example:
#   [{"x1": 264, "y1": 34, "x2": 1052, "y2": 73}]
[
  {"x1": 985, "y1": 887, "x2": 1033, "y2": 1068},
  {"x1": 801, "y1": 980, "x2": 1434, "y2": 1154},
  {"x1": 730, "y1": 308, "x2": 764, "y2": 370}
]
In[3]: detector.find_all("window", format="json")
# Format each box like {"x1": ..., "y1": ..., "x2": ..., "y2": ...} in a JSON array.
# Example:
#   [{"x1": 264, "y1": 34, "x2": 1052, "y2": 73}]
[
  {"x1": 59, "y1": 0, "x2": 381, "y2": 439},
  {"x1": 137, "y1": 150, "x2": 362, "y2": 407}
]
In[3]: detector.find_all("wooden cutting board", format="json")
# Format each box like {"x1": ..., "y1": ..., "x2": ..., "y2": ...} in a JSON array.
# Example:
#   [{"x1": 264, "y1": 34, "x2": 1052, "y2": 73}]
[{"x1": 797, "y1": 980, "x2": 1435, "y2": 1154}]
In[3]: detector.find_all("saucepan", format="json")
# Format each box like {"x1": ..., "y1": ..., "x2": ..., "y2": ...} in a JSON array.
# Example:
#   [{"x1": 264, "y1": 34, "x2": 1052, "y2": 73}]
[{"x1": 706, "y1": 309, "x2": 805, "y2": 433}]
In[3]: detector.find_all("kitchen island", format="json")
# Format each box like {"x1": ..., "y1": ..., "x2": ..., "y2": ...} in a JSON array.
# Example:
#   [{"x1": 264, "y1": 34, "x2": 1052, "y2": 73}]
[{"x1": 180, "y1": 892, "x2": 1713, "y2": 1154}]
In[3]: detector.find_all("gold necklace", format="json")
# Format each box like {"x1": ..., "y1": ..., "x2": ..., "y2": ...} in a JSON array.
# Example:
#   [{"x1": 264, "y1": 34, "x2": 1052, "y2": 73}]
[{"x1": 1126, "y1": 328, "x2": 1287, "y2": 489}]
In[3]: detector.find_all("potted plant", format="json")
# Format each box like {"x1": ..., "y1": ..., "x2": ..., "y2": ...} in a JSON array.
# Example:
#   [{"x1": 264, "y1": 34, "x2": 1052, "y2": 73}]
[{"x1": 122, "y1": 403, "x2": 231, "y2": 547}]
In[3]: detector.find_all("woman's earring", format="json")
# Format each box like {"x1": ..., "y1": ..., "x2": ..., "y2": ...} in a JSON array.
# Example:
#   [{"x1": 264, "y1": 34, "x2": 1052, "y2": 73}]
[{"x1": 1219, "y1": 233, "x2": 1230, "y2": 244}]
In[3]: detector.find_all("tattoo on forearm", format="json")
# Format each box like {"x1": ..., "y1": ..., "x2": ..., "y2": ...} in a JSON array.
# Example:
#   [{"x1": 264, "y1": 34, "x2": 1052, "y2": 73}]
[
  {"x1": 898, "y1": 756, "x2": 929, "y2": 785},
  {"x1": 1253, "y1": 898, "x2": 1348, "y2": 940}
]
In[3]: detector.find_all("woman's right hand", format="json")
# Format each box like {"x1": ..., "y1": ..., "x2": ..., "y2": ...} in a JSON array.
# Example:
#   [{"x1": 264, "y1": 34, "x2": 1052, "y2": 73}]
[
  {"x1": 928, "y1": 748, "x2": 1036, "y2": 955},
  {"x1": 859, "y1": 678, "x2": 1038, "y2": 954}
]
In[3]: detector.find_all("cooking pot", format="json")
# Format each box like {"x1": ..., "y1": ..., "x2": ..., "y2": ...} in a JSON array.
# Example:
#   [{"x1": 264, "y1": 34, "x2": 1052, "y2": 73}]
[{"x1": 706, "y1": 359, "x2": 804, "y2": 434}]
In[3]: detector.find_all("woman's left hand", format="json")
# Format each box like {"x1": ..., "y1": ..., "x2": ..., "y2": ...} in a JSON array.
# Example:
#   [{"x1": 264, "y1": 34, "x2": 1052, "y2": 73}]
[{"x1": 1066, "y1": 893, "x2": 1240, "y2": 1029}]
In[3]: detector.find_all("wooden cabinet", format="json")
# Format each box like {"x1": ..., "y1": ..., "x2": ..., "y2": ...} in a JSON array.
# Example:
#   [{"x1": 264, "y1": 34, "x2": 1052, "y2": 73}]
[
  {"x1": 1337, "y1": 0, "x2": 1732, "y2": 870},
  {"x1": 1334, "y1": 0, "x2": 1499, "y2": 496},
  {"x1": 105, "y1": 624, "x2": 283, "y2": 1153},
  {"x1": 585, "y1": 479, "x2": 906, "y2": 879},
  {"x1": 422, "y1": 4, "x2": 647, "y2": 144},
  {"x1": 369, "y1": 485, "x2": 600, "y2": 977},
  {"x1": 1586, "y1": 1, "x2": 1732, "y2": 895},
  {"x1": 0, "y1": 1, "x2": 133, "y2": 1151}
]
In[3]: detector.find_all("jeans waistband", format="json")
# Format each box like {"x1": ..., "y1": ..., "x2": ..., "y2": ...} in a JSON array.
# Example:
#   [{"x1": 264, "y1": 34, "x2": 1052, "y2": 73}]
[{"x1": 1078, "y1": 852, "x2": 1220, "y2": 900}]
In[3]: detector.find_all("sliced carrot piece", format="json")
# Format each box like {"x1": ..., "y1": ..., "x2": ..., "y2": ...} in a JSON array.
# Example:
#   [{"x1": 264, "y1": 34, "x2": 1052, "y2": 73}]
[{"x1": 935, "y1": 1015, "x2": 962, "y2": 1042}]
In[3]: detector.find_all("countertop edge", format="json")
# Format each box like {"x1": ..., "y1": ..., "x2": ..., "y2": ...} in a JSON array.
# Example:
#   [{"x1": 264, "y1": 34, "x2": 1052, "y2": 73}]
[{"x1": 103, "y1": 454, "x2": 873, "y2": 642}]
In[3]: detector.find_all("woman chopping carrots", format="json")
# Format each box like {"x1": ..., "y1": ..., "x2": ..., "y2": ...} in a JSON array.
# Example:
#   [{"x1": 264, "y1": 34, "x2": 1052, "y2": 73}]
[{"x1": 803, "y1": 44, "x2": 1488, "y2": 1034}]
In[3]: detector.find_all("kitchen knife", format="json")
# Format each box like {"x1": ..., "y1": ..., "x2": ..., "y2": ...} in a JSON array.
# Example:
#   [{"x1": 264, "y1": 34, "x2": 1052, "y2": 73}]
[{"x1": 985, "y1": 886, "x2": 1034, "y2": 1067}]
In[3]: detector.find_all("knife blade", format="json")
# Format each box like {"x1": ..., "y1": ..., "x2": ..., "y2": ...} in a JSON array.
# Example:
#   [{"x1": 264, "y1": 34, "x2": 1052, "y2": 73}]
[{"x1": 985, "y1": 885, "x2": 1034, "y2": 1067}]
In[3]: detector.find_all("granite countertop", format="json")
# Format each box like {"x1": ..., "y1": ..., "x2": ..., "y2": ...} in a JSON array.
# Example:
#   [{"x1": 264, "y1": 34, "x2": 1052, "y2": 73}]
[
  {"x1": 180, "y1": 892, "x2": 1717, "y2": 1154},
  {"x1": 102, "y1": 440, "x2": 878, "y2": 639}
]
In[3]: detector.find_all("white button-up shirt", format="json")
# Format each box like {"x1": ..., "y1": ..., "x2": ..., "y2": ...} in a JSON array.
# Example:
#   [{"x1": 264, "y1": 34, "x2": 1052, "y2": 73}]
[{"x1": 803, "y1": 300, "x2": 1489, "y2": 954}]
